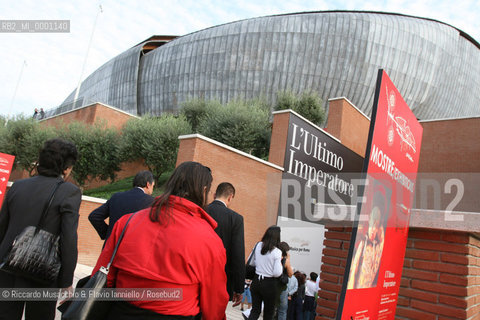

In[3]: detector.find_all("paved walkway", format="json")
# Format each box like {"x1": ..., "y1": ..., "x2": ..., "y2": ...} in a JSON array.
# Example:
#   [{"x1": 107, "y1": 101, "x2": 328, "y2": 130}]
[{"x1": 54, "y1": 264, "x2": 258, "y2": 320}]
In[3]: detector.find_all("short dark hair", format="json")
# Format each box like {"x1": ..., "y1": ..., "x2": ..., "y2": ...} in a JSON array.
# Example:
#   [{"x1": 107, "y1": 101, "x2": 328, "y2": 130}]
[
  {"x1": 260, "y1": 225, "x2": 281, "y2": 255},
  {"x1": 37, "y1": 138, "x2": 78, "y2": 177},
  {"x1": 310, "y1": 272, "x2": 318, "y2": 282},
  {"x1": 277, "y1": 241, "x2": 290, "y2": 256},
  {"x1": 215, "y1": 182, "x2": 235, "y2": 198},
  {"x1": 133, "y1": 170, "x2": 154, "y2": 188},
  {"x1": 150, "y1": 162, "x2": 212, "y2": 225}
]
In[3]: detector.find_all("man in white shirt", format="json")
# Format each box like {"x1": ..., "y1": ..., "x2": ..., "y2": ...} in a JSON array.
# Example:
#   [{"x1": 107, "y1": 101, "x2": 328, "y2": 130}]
[{"x1": 303, "y1": 272, "x2": 319, "y2": 320}]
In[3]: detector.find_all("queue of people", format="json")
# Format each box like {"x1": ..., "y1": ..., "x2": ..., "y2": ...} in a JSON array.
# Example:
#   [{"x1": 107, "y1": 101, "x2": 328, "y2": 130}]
[
  {"x1": 0, "y1": 137, "x2": 320, "y2": 319},
  {"x1": 243, "y1": 228, "x2": 319, "y2": 320}
]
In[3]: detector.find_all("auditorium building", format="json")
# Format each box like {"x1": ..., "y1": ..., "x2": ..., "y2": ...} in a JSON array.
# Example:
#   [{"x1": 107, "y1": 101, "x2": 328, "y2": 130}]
[
  {"x1": 31, "y1": 10, "x2": 480, "y2": 319},
  {"x1": 47, "y1": 10, "x2": 480, "y2": 121}
]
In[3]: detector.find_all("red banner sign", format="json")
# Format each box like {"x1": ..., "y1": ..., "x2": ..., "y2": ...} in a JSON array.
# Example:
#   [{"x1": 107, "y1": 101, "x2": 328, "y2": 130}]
[
  {"x1": 337, "y1": 70, "x2": 423, "y2": 320},
  {"x1": 0, "y1": 153, "x2": 15, "y2": 207}
]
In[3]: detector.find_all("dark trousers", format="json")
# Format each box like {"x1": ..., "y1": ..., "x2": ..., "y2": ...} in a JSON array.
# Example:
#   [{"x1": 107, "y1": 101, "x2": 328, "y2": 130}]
[
  {"x1": 249, "y1": 276, "x2": 279, "y2": 320},
  {"x1": 287, "y1": 295, "x2": 303, "y2": 320},
  {"x1": 0, "y1": 299, "x2": 56, "y2": 320},
  {"x1": 302, "y1": 295, "x2": 315, "y2": 320},
  {"x1": 0, "y1": 271, "x2": 56, "y2": 320}
]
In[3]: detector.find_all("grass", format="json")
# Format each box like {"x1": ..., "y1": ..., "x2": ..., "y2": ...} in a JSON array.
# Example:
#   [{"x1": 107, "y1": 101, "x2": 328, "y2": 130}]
[{"x1": 83, "y1": 170, "x2": 172, "y2": 199}]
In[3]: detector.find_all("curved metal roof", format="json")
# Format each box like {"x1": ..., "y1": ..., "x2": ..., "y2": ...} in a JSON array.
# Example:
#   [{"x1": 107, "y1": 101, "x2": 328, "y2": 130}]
[{"x1": 56, "y1": 11, "x2": 480, "y2": 120}]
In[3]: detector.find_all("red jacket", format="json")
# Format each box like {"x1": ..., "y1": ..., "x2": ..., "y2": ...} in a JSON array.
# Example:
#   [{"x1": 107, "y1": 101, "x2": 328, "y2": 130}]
[{"x1": 92, "y1": 195, "x2": 228, "y2": 319}]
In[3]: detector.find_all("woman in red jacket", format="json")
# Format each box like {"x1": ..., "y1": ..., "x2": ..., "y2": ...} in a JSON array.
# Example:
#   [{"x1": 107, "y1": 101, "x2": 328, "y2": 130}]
[{"x1": 92, "y1": 161, "x2": 228, "y2": 319}]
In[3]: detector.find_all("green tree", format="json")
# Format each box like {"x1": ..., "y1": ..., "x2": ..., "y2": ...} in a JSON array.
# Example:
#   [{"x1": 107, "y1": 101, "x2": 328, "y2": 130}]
[
  {"x1": 59, "y1": 121, "x2": 122, "y2": 187},
  {"x1": 197, "y1": 99, "x2": 271, "y2": 158},
  {"x1": 181, "y1": 98, "x2": 221, "y2": 132},
  {"x1": 0, "y1": 116, "x2": 56, "y2": 175},
  {"x1": 276, "y1": 90, "x2": 297, "y2": 112},
  {"x1": 0, "y1": 116, "x2": 9, "y2": 155},
  {"x1": 120, "y1": 114, "x2": 192, "y2": 179},
  {"x1": 275, "y1": 90, "x2": 326, "y2": 126}
]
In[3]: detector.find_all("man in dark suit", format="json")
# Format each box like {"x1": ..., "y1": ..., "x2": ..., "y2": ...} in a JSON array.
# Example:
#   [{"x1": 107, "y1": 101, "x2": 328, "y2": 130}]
[
  {"x1": 207, "y1": 182, "x2": 245, "y2": 306},
  {"x1": 88, "y1": 170, "x2": 155, "y2": 242}
]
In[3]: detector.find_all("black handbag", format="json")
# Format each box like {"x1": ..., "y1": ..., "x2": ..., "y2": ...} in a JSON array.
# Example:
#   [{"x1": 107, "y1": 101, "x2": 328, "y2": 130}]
[
  {"x1": 61, "y1": 213, "x2": 136, "y2": 320},
  {"x1": 0, "y1": 181, "x2": 64, "y2": 284},
  {"x1": 278, "y1": 258, "x2": 289, "y2": 285},
  {"x1": 245, "y1": 242, "x2": 258, "y2": 280}
]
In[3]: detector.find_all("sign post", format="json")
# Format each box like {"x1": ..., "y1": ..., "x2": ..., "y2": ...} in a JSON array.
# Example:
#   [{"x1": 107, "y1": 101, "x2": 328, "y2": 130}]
[
  {"x1": 0, "y1": 153, "x2": 15, "y2": 207},
  {"x1": 337, "y1": 70, "x2": 423, "y2": 320},
  {"x1": 277, "y1": 110, "x2": 364, "y2": 223},
  {"x1": 276, "y1": 110, "x2": 364, "y2": 275}
]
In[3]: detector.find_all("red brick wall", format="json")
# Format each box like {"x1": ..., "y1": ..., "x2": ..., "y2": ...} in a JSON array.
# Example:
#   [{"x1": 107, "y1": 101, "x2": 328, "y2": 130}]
[
  {"x1": 77, "y1": 198, "x2": 105, "y2": 266},
  {"x1": 397, "y1": 230, "x2": 480, "y2": 320},
  {"x1": 14, "y1": 103, "x2": 144, "y2": 190},
  {"x1": 316, "y1": 227, "x2": 480, "y2": 320},
  {"x1": 40, "y1": 103, "x2": 135, "y2": 131},
  {"x1": 415, "y1": 117, "x2": 480, "y2": 213},
  {"x1": 418, "y1": 118, "x2": 480, "y2": 173},
  {"x1": 269, "y1": 112, "x2": 291, "y2": 167},
  {"x1": 317, "y1": 226, "x2": 352, "y2": 319},
  {"x1": 324, "y1": 98, "x2": 370, "y2": 157}
]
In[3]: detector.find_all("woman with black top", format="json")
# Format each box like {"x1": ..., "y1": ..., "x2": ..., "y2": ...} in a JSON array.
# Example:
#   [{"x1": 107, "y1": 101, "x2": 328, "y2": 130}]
[{"x1": 247, "y1": 226, "x2": 283, "y2": 320}]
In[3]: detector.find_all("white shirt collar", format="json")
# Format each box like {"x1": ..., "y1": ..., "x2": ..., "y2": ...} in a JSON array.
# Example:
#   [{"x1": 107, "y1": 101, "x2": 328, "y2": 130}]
[{"x1": 215, "y1": 199, "x2": 227, "y2": 207}]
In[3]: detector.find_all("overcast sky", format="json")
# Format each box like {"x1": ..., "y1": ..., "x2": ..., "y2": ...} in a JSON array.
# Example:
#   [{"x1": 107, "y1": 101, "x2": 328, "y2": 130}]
[{"x1": 1, "y1": 0, "x2": 479, "y2": 118}]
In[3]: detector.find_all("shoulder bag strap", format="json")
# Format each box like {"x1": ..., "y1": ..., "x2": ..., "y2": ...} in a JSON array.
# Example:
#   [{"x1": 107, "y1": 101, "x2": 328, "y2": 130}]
[
  {"x1": 37, "y1": 180, "x2": 64, "y2": 229},
  {"x1": 105, "y1": 213, "x2": 136, "y2": 270},
  {"x1": 246, "y1": 242, "x2": 259, "y2": 266}
]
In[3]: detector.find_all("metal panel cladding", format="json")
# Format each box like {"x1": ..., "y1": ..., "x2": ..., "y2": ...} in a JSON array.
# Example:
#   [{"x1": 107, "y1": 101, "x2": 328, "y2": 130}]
[
  {"x1": 59, "y1": 11, "x2": 480, "y2": 120},
  {"x1": 57, "y1": 45, "x2": 143, "y2": 116}
]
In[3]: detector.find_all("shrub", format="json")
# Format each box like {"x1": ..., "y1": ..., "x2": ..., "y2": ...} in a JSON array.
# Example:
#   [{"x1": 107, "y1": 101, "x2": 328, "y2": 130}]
[
  {"x1": 59, "y1": 121, "x2": 122, "y2": 187},
  {"x1": 275, "y1": 90, "x2": 326, "y2": 126},
  {"x1": 120, "y1": 114, "x2": 192, "y2": 179},
  {"x1": 0, "y1": 116, "x2": 56, "y2": 174},
  {"x1": 197, "y1": 99, "x2": 271, "y2": 159}
]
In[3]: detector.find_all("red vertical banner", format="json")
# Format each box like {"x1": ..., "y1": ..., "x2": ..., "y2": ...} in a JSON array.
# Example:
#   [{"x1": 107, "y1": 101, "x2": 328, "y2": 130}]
[
  {"x1": 0, "y1": 153, "x2": 15, "y2": 207},
  {"x1": 337, "y1": 70, "x2": 423, "y2": 320}
]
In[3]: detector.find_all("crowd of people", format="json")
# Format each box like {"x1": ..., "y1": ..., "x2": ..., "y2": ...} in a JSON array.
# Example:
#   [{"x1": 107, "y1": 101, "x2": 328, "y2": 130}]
[
  {"x1": 0, "y1": 138, "x2": 321, "y2": 320},
  {"x1": 243, "y1": 230, "x2": 319, "y2": 320}
]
